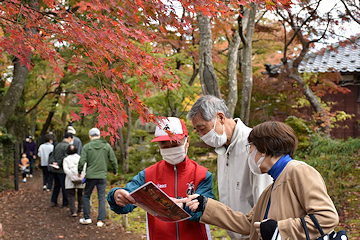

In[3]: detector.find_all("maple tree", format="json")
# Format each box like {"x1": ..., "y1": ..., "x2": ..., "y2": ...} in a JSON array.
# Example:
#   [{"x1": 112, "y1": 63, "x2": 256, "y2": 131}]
[
  {"x1": 0, "y1": 0, "x2": 292, "y2": 142},
  {"x1": 262, "y1": 0, "x2": 358, "y2": 134}
]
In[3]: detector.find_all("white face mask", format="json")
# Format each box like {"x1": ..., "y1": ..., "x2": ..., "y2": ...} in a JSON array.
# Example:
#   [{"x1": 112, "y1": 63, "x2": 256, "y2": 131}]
[
  {"x1": 25, "y1": 138, "x2": 30, "y2": 142},
  {"x1": 70, "y1": 140, "x2": 74, "y2": 145},
  {"x1": 248, "y1": 148, "x2": 265, "y2": 175},
  {"x1": 160, "y1": 138, "x2": 187, "y2": 165},
  {"x1": 201, "y1": 118, "x2": 227, "y2": 148}
]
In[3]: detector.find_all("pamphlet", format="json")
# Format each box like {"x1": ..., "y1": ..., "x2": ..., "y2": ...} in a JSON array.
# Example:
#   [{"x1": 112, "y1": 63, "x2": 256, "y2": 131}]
[
  {"x1": 130, "y1": 181, "x2": 191, "y2": 222},
  {"x1": 48, "y1": 163, "x2": 60, "y2": 169}
]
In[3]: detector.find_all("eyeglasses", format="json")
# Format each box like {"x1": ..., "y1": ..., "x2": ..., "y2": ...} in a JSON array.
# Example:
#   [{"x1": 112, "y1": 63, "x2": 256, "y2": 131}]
[{"x1": 245, "y1": 143, "x2": 253, "y2": 153}]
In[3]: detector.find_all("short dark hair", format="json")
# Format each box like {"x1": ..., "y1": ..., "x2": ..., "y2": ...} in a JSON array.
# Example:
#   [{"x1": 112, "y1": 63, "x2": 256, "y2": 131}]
[
  {"x1": 44, "y1": 133, "x2": 54, "y2": 143},
  {"x1": 248, "y1": 121, "x2": 298, "y2": 158},
  {"x1": 66, "y1": 144, "x2": 78, "y2": 155},
  {"x1": 64, "y1": 132, "x2": 74, "y2": 139}
]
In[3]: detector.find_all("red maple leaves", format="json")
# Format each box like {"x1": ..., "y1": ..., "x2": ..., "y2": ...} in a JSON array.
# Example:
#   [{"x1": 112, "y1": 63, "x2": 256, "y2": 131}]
[{"x1": 0, "y1": 0, "x2": 291, "y2": 140}]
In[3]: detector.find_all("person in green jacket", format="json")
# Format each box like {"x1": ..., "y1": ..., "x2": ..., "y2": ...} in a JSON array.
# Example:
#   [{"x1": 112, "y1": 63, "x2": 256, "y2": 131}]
[{"x1": 78, "y1": 127, "x2": 118, "y2": 227}]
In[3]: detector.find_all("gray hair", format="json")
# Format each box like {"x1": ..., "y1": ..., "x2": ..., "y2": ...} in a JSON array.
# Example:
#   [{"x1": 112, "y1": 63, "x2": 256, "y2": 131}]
[{"x1": 187, "y1": 95, "x2": 231, "y2": 121}]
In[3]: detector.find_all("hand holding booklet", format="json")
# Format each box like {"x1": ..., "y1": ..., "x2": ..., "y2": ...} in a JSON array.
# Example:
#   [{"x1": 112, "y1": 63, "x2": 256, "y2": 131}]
[{"x1": 129, "y1": 181, "x2": 191, "y2": 222}]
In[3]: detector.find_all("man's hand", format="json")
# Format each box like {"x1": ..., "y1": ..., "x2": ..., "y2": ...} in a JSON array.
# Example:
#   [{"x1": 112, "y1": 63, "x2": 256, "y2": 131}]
[
  {"x1": 114, "y1": 189, "x2": 135, "y2": 207},
  {"x1": 171, "y1": 197, "x2": 187, "y2": 208},
  {"x1": 185, "y1": 194, "x2": 200, "y2": 212}
]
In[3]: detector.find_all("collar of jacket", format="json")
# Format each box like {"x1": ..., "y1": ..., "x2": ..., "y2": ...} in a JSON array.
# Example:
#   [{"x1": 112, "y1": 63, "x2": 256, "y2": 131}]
[
  {"x1": 267, "y1": 154, "x2": 292, "y2": 181},
  {"x1": 163, "y1": 155, "x2": 189, "y2": 170},
  {"x1": 215, "y1": 118, "x2": 245, "y2": 156}
]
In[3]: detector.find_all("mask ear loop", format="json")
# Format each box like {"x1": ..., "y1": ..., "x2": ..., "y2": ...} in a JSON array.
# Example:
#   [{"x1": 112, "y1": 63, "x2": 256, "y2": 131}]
[
  {"x1": 183, "y1": 137, "x2": 188, "y2": 155},
  {"x1": 213, "y1": 116, "x2": 225, "y2": 135}
]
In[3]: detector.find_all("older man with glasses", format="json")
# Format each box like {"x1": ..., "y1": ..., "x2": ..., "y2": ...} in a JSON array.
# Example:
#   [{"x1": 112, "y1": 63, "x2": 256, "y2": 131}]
[{"x1": 187, "y1": 95, "x2": 273, "y2": 240}]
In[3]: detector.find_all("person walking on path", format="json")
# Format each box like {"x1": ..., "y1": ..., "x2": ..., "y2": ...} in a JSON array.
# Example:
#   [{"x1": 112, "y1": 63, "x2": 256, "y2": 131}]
[
  {"x1": 66, "y1": 126, "x2": 83, "y2": 155},
  {"x1": 63, "y1": 144, "x2": 86, "y2": 217},
  {"x1": 23, "y1": 135, "x2": 37, "y2": 178},
  {"x1": 38, "y1": 133, "x2": 54, "y2": 191},
  {"x1": 49, "y1": 132, "x2": 74, "y2": 207},
  {"x1": 19, "y1": 153, "x2": 30, "y2": 183},
  {"x1": 187, "y1": 95, "x2": 273, "y2": 239},
  {"x1": 78, "y1": 127, "x2": 118, "y2": 227},
  {"x1": 107, "y1": 117, "x2": 214, "y2": 240}
]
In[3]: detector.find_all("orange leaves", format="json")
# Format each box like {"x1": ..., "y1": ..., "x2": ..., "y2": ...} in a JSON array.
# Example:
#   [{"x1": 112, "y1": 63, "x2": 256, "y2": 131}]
[{"x1": 0, "y1": 0, "x2": 292, "y2": 141}]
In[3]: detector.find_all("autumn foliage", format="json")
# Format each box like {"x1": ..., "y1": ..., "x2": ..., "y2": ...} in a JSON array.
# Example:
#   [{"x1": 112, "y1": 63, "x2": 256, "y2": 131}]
[{"x1": 0, "y1": 0, "x2": 290, "y2": 142}]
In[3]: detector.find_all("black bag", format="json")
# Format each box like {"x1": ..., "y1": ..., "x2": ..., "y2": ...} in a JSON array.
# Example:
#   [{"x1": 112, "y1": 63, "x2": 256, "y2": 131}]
[{"x1": 301, "y1": 214, "x2": 348, "y2": 240}]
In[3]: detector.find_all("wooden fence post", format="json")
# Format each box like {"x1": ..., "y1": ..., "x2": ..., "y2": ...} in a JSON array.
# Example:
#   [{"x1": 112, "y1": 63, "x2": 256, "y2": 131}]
[
  {"x1": 14, "y1": 143, "x2": 19, "y2": 191},
  {"x1": 105, "y1": 201, "x2": 111, "y2": 219},
  {"x1": 122, "y1": 214, "x2": 128, "y2": 230}
]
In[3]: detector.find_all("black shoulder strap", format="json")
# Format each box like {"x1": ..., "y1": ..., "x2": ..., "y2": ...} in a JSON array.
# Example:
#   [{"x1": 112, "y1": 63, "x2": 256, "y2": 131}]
[
  {"x1": 301, "y1": 217, "x2": 310, "y2": 240},
  {"x1": 309, "y1": 214, "x2": 325, "y2": 236}
]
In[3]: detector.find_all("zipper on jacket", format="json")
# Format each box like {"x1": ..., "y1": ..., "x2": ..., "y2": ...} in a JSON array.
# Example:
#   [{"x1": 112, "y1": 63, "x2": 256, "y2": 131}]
[{"x1": 174, "y1": 165, "x2": 179, "y2": 240}]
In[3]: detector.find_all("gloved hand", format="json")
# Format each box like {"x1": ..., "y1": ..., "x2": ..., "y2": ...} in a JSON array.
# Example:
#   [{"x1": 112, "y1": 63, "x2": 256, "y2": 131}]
[
  {"x1": 186, "y1": 194, "x2": 208, "y2": 213},
  {"x1": 260, "y1": 219, "x2": 278, "y2": 240},
  {"x1": 194, "y1": 195, "x2": 208, "y2": 213}
]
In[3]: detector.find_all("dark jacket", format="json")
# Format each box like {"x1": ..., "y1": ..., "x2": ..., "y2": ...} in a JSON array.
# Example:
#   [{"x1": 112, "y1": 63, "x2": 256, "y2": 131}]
[
  {"x1": 73, "y1": 136, "x2": 82, "y2": 155},
  {"x1": 23, "y1": 141, "x2": 37, "y2": 158},
  {"x1": 78, "y1": 138, "x2": 117, "y2": 179},
  {"x1": 49, "y1": 140, "x2": 69, "y2": 174}
]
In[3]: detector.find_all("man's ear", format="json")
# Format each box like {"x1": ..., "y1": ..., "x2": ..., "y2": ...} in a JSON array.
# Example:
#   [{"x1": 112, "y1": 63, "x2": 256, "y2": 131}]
[{"x1": 217, "y1": 112, "x2": 226, "y2": 124}]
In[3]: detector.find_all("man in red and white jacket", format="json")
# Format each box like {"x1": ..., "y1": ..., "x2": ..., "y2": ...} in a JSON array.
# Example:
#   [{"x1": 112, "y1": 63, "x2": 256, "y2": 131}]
[{"x1": 107, "y1": 117, "x2": 214, "y2": 240}]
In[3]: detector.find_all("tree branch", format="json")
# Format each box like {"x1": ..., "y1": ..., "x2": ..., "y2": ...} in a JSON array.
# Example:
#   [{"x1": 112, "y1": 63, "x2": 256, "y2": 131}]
[
  {"x1": 25, "y1": 91, "x2": 56, "y2": 115},
  {"x1": 340, "y1": 0, "x2": 360, "y2": 25}
]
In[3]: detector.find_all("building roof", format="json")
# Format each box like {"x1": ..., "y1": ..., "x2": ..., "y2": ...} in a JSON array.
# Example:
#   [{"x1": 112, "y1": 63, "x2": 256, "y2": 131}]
[
  {"x1": 263, "y1": 37, "x2": 360, "y2": 76},
  {"x1": 299, "y1": 37, "x2": 360, "y2": 73}
]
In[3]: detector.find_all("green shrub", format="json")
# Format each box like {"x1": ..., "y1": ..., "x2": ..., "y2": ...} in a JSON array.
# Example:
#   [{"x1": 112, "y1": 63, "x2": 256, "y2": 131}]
[{"x1": 285, "y1": 116, "x2": 312, "y2": 150}]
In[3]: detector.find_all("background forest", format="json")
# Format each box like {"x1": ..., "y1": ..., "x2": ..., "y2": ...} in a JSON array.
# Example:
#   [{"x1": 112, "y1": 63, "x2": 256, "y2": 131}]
[{"x1": 1, "y1": 0, "x2": 360, "y2": 238}]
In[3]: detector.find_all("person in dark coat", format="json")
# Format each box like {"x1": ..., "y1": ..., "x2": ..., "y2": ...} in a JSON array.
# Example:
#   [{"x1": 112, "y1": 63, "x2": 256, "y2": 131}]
[
  {"x1": 23, "y1": 135, "x2": 37, "y2": 178},
  {"x1": 49, "y1": 132, "x2": 74, "y2": 207}
]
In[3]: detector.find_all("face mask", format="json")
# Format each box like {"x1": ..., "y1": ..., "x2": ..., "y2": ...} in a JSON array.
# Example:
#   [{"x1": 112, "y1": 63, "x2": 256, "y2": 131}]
[
  {"x1": 25, "y1": 138, "x2": 29, "y2": 142},
  {"x1": 70, "y1": 140, "x2": 74, "y2": 145},
  {"x1": 248, "y1": 148, "x2": 265, "y2": 175},
  {"x1": 160, "y1": 138, "x2": 187, "y2": 165},
  {"x1": 201, "y1": 118, "x2": 227, "y2": 148}
]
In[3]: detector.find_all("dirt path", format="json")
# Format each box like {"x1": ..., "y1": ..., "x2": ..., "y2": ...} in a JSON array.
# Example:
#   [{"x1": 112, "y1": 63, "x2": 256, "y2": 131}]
[{"x1": 0, "y1": 170, "x2": 142, "y2": 240}]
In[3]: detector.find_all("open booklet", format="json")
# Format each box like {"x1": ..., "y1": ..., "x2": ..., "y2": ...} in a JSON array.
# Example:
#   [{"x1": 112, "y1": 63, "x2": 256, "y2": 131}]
[{"x1": 129, "y1": 181, "x2": 191, "y2": 223}]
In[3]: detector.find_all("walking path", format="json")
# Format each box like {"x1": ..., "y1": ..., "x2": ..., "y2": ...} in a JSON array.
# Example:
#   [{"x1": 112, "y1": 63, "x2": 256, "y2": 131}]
[{"x1": 0, "y1": 170, "x2": 142, "y2": 240}]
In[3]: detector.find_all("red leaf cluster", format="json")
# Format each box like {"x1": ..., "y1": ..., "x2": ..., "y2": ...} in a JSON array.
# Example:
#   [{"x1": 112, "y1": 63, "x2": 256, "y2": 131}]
[{"x1": 0, "y1": 0, "x2": 290, "y2": 140}]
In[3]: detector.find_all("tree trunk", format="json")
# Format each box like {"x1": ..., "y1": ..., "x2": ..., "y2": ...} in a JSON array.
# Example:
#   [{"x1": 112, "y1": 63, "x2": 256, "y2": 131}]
[
  {"x1": 197, "y1": 13, "x2": 221, "y2": 99},
  {"x1": 226, "y1": 24, "x2": 241, "y2": 117},
  {"x1": 30, "y1": 108, "x2": 37, "y2": 136},
  {"x1": 0, "y1": 0, "x2": 40, "y2": 127},
  {"x1": 119, "y1": 102, "x2": 131, "y2": 173},
  {"x1": 240, "y1": 3, "x2": 258, "y2": 125},
  {"x1": 40, "y1": 86, "x2": 62, "y2": 137},
  {"x1": 289, "y1": 72, "x2": 331, "y2": 134},
  {"x1": 0, "y1": 58, "x2": 30, "y2": 127}
]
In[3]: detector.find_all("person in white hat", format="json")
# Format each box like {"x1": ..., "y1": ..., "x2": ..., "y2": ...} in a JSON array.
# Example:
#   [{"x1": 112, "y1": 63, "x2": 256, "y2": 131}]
[
  {"x1": 66, "y1": 126, "x2": 83, "y2": 155},
  {"x1": 107, "y1": 117, "x2": 215, "y2": 240},
  {"x1": 78, "y1": 127, "x2": 118, "y2": 227}
]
